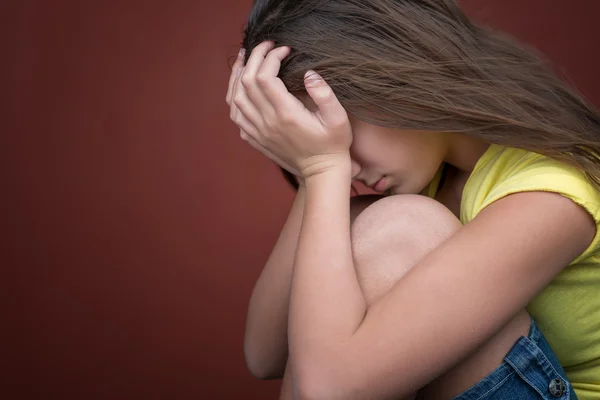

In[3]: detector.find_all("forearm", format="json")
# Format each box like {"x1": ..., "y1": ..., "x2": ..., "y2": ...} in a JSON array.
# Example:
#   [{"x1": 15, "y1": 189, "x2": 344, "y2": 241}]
[
  {"x1": 244, "y1": 185, "x2": 305, "y2": 378},
  {"x1": 278, "y1": 358, "x2": 294, "y2": 400},
  {"x1": 289, "y1": 167, "x2": 367, "y2": 374}
]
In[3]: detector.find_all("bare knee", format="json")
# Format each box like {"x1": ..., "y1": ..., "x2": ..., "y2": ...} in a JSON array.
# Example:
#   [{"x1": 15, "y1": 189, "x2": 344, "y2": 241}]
[
  {"x1": 350, "y1": 194, "x2": 386, "y2": 223},
  {"x1": 349, "y1": 195, "x2": 531, "y2": 400},
  {"x1": 351, "y1": 195, "x2": 461, "y2": 305}
]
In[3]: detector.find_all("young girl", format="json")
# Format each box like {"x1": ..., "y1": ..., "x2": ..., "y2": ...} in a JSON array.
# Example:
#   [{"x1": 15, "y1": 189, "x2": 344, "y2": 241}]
[{"x1": 226, "y1": 1, "x2": 600, "y2": 399}]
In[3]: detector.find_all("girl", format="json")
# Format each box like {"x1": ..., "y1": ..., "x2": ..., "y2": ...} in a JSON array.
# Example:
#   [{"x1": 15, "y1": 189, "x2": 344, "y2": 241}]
[{"x1": 226, "y1": 1, "x2": 600, "y2": 399}]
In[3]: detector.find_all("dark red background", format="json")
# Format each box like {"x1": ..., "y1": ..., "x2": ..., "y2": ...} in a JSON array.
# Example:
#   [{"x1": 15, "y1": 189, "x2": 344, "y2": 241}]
[{"x1": 3, "y1": 1, "x2": 599, "y2": 398}]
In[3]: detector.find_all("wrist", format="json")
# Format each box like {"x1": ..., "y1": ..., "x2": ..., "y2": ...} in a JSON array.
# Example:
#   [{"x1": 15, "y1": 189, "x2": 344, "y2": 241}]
[
  {"x1": 304, "y1": 163, "x2": 352, "y2": 189},
  {"x1": 300, "y1": 153, "x2": 352, "y2": 182}
]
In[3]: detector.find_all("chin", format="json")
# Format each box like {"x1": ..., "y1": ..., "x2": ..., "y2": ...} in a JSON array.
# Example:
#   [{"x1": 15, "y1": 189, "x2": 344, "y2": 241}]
[
  {"x1": 386, "y1": 183, "x2": 428, "y2": 197},
  {"x1": 385, "y1": 187, "x2": 408, "y2": 196}
]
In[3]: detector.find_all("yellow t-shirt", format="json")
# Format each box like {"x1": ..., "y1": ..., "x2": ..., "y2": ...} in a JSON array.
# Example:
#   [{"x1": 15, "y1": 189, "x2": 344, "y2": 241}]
[{"x1": 428, "y1": 144, "x2": 600, "y2": 399}]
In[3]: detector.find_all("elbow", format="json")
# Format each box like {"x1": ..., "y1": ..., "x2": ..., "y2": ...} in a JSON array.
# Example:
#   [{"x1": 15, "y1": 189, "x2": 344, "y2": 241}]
[
  {"x1": 245, "y1": 359, "x2": 281, "y2": 380},
  {"x1": 294, "y1": 381, "x2": 329, "y2": 400},
  {"x1": 293, "y1": 366, "x2": 352, "y2": 400},
  {"x1": 295, "y1": 379, "x2": 340, "y2": 400},
  {"x1": 244, "y1": 344, "x2": 285, "y2": 380}
]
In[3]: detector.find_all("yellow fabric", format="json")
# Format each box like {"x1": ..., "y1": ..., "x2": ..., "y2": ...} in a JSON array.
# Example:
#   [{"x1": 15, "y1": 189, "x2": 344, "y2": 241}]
[{"x1": 430, "y1": 144, "x2": 600, "y2": 399}]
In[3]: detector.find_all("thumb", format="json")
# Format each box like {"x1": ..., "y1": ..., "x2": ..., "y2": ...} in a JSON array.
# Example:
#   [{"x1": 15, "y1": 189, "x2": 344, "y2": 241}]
[{"x1": 304, "y1": 70, "x2": 347, "y2": 127}]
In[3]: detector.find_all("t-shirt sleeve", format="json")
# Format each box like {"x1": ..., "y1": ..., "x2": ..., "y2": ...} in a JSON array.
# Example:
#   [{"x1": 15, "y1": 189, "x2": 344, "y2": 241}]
[{"x1": 474, "y1": 157, "x2": 600, "y2": 264}]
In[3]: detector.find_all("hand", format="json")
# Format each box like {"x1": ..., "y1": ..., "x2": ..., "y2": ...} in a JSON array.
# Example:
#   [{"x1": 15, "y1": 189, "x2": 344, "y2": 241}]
[
  {"x1": 229, "y1": 41, "x2": 353, "y2": 180},
  {"x1": 226, "y1": 48, "x2": 302, "y2": 178}
]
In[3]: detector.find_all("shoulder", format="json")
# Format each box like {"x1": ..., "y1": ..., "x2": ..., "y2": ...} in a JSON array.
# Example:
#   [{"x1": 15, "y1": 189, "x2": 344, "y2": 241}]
[{"x1": 463, "y1": 145, "x2": 600, "y2": 262}]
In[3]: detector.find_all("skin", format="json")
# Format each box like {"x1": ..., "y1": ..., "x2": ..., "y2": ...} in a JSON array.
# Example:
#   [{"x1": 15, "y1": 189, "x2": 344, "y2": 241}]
[
  {"x1": 275, "y1": 194, "x2": 533, "y2": 400},
  {"x1": 226, "y1": 41, "x2": 596, "y2": 399}
]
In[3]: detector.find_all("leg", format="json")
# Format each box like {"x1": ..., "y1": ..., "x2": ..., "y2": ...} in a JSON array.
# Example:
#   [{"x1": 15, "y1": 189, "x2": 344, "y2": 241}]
[
  {"x1": 279, "y1": 195, "x2": 385, "y2": 400},
  {"x1": 278, "y1": 195, "x2": 384, "y2": 400},
  {"x1": 351, "y1": 194, "x2": 530, "y2": 400},
  {"x1": 280, "y1": 194, "x2": 530, "y2": 400}
]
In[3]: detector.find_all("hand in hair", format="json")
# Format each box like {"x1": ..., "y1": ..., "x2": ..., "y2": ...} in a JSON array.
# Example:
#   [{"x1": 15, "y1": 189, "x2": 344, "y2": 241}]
[
  {"x1": 229, "y1": 41, "x2": 354, "y2": 180},
  {"x1": 226, "y1": 46, "x2": 301, "y2": 179}
]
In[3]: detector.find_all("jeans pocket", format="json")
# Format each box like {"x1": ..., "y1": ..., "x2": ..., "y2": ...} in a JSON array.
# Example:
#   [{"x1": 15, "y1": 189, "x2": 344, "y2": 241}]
[{"x1": 453, "y1": 318, "x2": 576, "y2": 400}]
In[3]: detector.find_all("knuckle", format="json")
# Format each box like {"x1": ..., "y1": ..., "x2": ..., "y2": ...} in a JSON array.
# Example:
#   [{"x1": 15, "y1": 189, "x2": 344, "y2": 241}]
[
  {"x1": 231, "y1": 108, "x2": 243, "y2": 125},
  {"x1": 256, "y1": 73, "x2": 269, "y2": 88},
  {"x1": 331, "y1": 121, "x2": 348, "y2": 132},
  {"x1": 315, "y1": 89, "x2": 335, "y2": 104},
  {"x1": 330, "y1": 116, "x2": 347, "y2": 127},
  {"x1": 240, "y1": 75, "x2": 253, "y2": 89},
  {"x1": 260, "y1": 129, "x2": 272, "y2": 142},
  {"x1": 264, "y1": 116, "x2": 280, "y2": 131},
  {"x1": 232, "y1": 92, "x2": 243, "y2": 108}
]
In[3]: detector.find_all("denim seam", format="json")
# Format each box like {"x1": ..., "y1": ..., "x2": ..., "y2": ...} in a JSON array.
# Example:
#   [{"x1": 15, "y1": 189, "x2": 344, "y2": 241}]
[
  {"x1": 523, "y1": 336, "x2": 571, "y2": 400},
  {"x1": 506, "y1": 336, "x2": 570, "y2": 400},
  {"x1": 471, "y1": 371, "x2": 516, "y2": 400},
  {"x1": 528, "y1": 317, "x2": 541, "y2": 342},
  {"x1": 508, "y1": 362, "x2": 547, "y2": 399}
]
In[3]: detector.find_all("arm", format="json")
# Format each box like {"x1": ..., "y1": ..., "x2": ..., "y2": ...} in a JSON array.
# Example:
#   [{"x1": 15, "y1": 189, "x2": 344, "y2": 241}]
[
  {"x1": 289, "y1": 165, "x2": 595, "y2": 400},
  {"x1": 228, "y1": 43, "x2": 593, "y2": 399},
  {"x1": 279, "y1": 358, "x2": 294, "y2": 400},
  {"x1": 244, "y1": 184, "x2": 305, "y2": 379}
]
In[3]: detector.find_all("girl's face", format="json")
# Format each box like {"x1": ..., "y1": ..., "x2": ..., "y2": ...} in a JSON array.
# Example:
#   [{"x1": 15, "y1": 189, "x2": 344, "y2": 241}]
[
  {"x1": 347, "y1": 114, "x2": 450, "y2": 195},
  {"x1": 298, "y1": 94, "x2": 450, "y2": 195}
]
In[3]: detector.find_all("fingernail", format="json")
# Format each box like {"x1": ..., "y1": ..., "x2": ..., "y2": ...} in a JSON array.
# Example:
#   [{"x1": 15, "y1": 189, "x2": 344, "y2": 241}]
[
  {"x1": 238, "y1": 48, "x2": 245, "y2": 59},
  {"x1": 304, "y1": 70, "x2": 323, "y2": 87}
]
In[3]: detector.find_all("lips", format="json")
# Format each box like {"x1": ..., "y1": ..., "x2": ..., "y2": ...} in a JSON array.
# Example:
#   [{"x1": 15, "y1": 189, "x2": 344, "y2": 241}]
[{"x1": 371, "y1": 177, "x2": 387, "y2": 193}]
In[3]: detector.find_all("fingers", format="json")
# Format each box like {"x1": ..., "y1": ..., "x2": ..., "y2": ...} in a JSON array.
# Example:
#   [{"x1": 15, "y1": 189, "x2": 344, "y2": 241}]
[
  {"x1": 232, "y1": 111, "x2": 259, "y2": 140},
  {"x1": 227, "y1": 44, "x2": 300, "y2": 176},
  {"x1": 226, "y1": 49, "x2": 245, "y2": 105},
  {"x1": 304, "y1": 70, "x2": 348, "y2": 127},
  {"x1": 241, "y1": 128, "x2": 274, "y2": 160},
  {"x1": 232, "y1": 67, "x2": 268, "y2": 139},
  {"x1": 235, "y1": 120, "x2": 302, "y2": 178},
  {"x1": 239, "y1": 127, "x2": 300, "y2": 176},
  {"x1": 258, "y1": 46, "x2": 290, "y2": 78},
  {"x1": 229, "y1": 64, "x2": 243, "y2": 122},
  {"x1": 242, "y1": 41, "x2": 275, "y2": 80},
  {"x1": 239, "y1": 41, "x2": 277, "y2": 116},
  {"x1": 231, "y1": 42, "x2": 305, "y2": 131},
  {"x1": 256, "y1": 46, "x2": 303, "y2": 114}
]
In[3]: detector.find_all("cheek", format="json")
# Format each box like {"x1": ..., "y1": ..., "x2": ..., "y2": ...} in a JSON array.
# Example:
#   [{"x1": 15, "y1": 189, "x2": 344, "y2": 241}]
[
  {"x1": 349, "y1": 121, "x2": 398, "y2": 165},
  {"x1": 385, "y1": 136, "x2": 445, "y2": 193},
  {"x1": 349, "y1": 120, "x2": 444, "y2": 179},
  {"x1": 350, "y1": 130, "x2": 408, "y2": 170},
  {"x1": 379, "y1": 136, "x2": 423, "y2": 169},
  {"x1": 405, "y1": 140, "x2": 446, "y2": 192},
  {"x1": 350, "y1": 139, "x2": 384, "y2": 165}
]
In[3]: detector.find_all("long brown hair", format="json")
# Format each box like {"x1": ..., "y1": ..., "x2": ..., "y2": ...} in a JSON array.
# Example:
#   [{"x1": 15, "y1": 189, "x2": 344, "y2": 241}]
[{"x1": 242, "y1": 0, "x2": 600, "y2": 189}]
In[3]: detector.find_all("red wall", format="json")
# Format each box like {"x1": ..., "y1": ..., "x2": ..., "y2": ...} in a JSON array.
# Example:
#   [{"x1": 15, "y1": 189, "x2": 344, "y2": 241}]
[{"x1": 3, "y1": 1, "x2": 599, "y2": 399}]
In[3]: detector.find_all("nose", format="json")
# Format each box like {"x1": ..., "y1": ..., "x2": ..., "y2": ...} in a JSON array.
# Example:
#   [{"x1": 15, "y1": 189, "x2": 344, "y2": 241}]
[{"x1": 350, "y1": 159, "x2": 362, "y2": 180}]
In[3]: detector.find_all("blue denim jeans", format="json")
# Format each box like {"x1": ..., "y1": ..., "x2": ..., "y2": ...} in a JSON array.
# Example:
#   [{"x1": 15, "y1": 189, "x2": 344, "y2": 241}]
[{"x1": 454, "y1": 317, "x2": 577, "y2": 400}]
